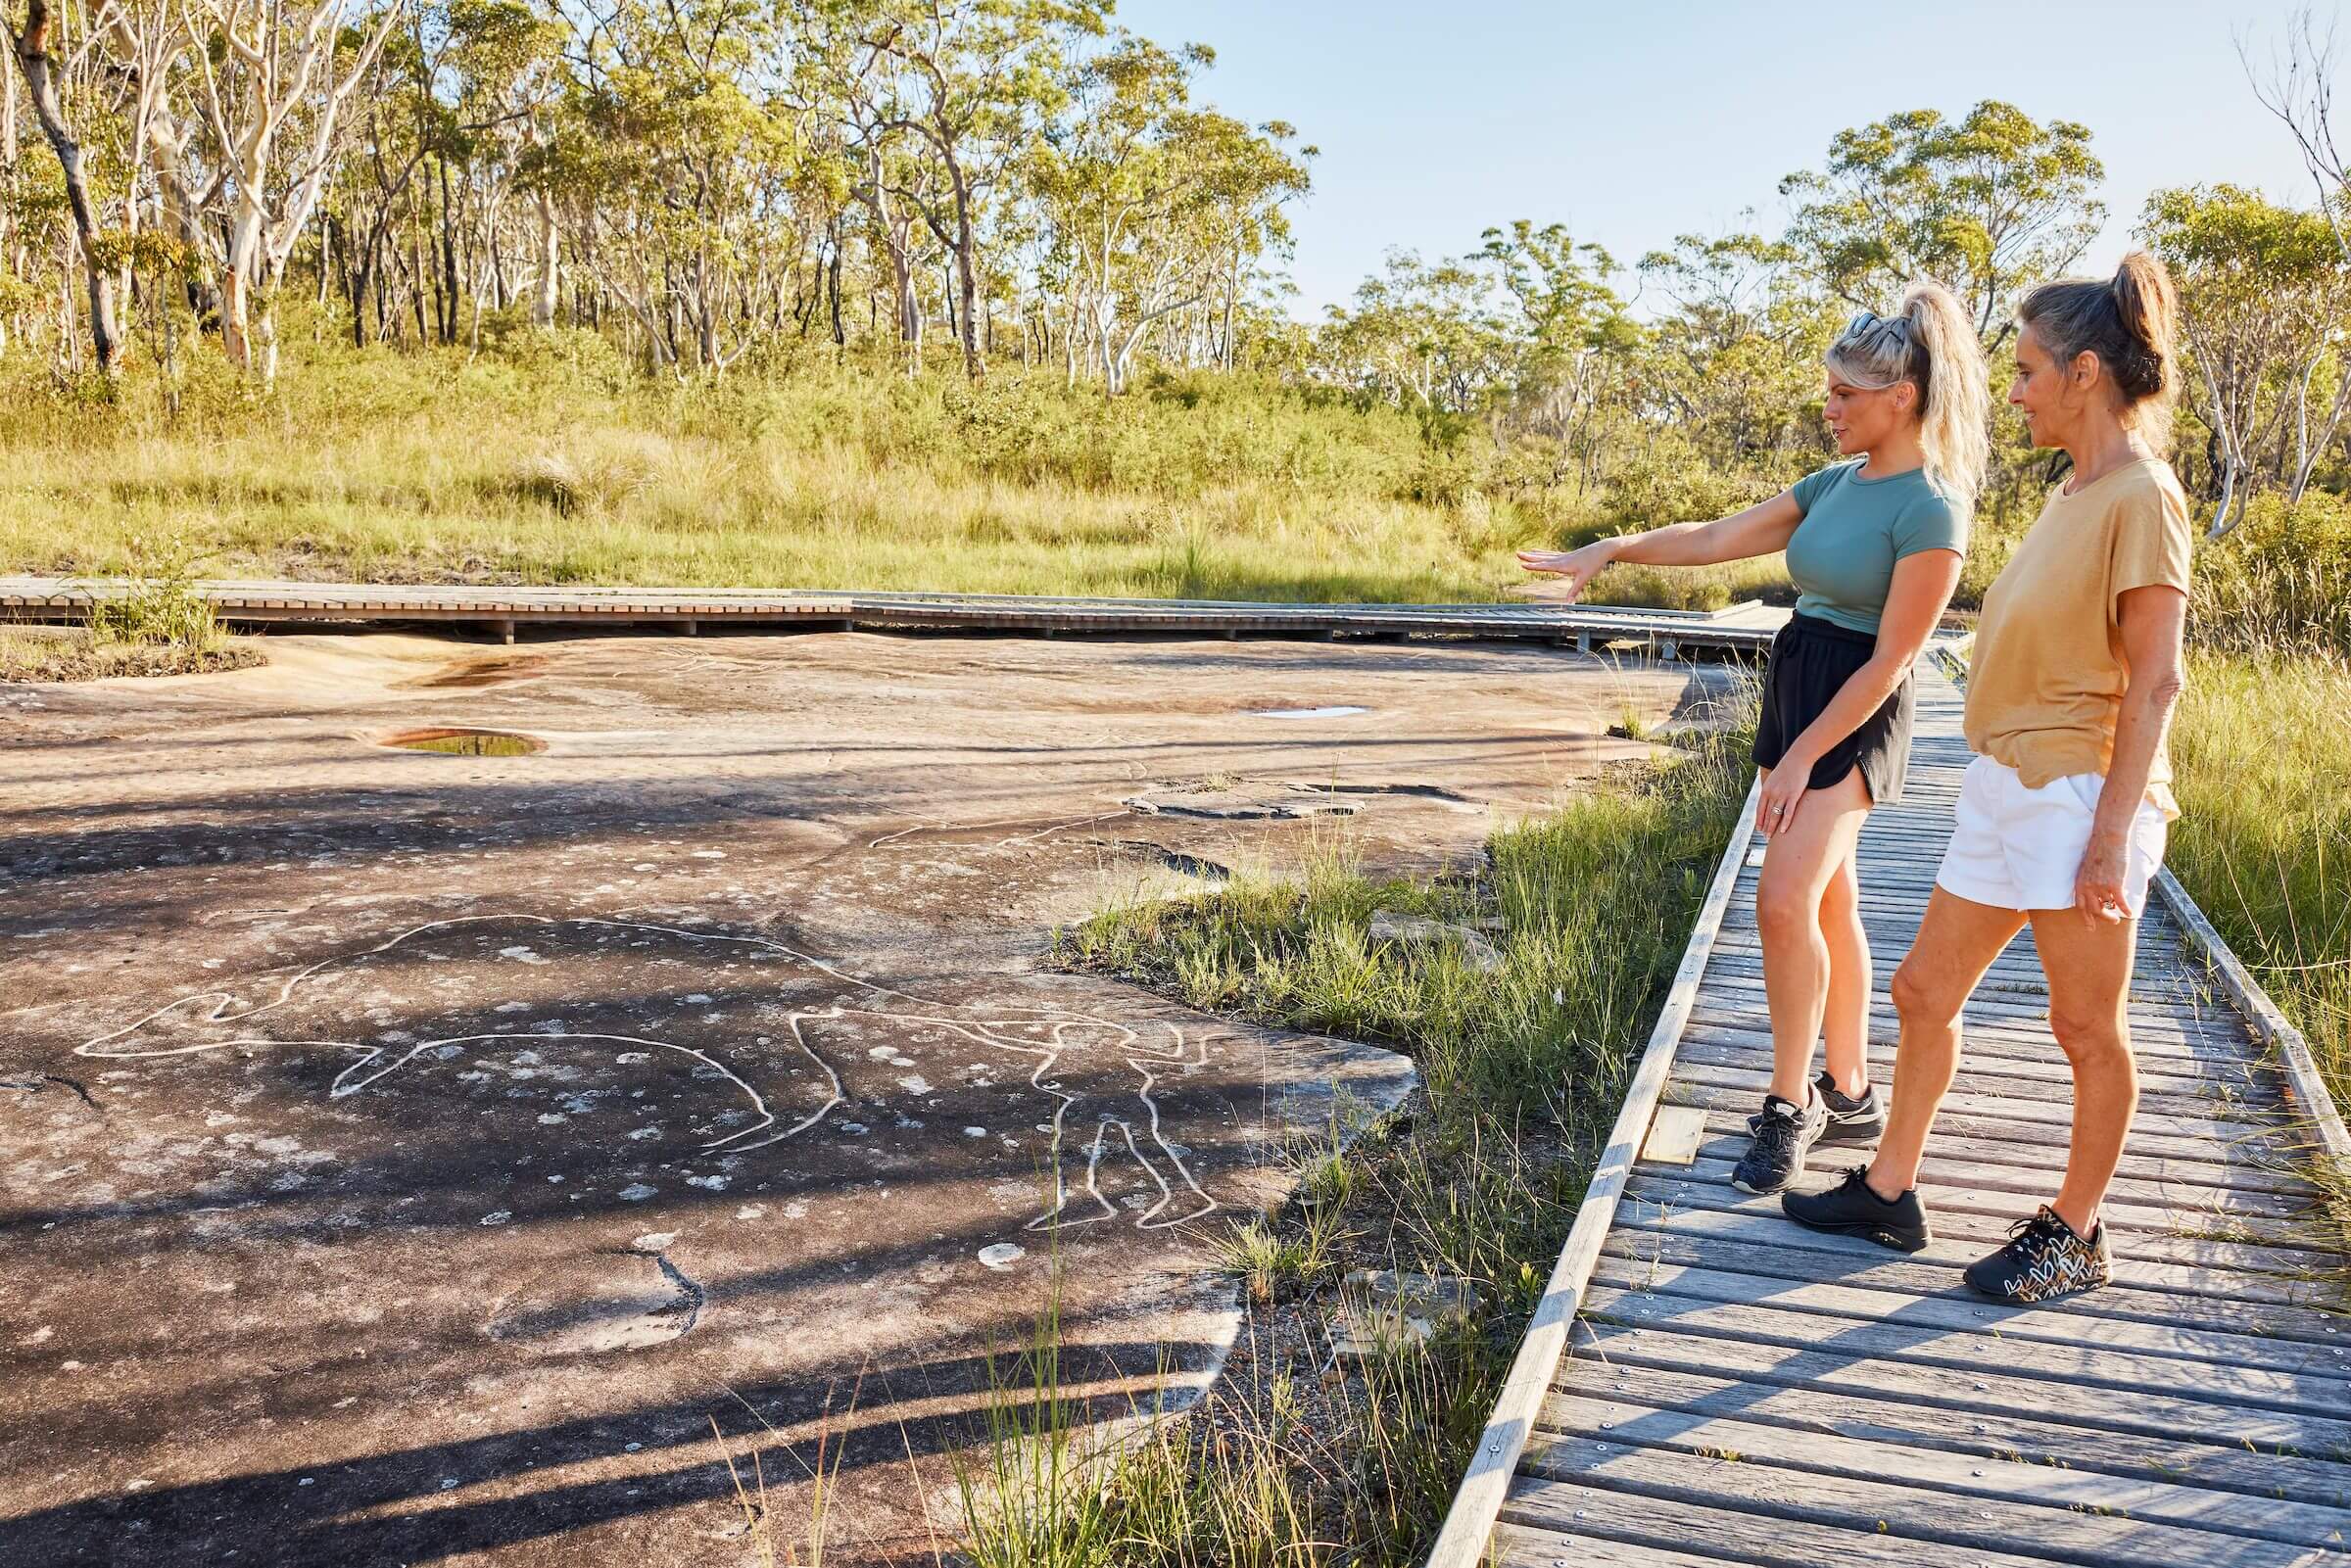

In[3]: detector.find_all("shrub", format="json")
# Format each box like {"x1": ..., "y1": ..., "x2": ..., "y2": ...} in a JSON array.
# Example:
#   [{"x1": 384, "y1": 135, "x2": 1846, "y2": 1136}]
[{"x1": 2193, "y1": 492, "x2": 2351, "y2": 658}]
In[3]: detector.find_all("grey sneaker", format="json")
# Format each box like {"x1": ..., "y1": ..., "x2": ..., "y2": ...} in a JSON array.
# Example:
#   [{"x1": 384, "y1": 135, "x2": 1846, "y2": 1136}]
[
  {"x1": 1965, "y1": 1206, "x2": 2113, "y2": 1303},
  {"x1": 1732, "y1": 1091, "x2": 1828, "y2": 1195},
  {"x1": 1815, "y1": 1069, "x2": 1886, "y2": 1146}
]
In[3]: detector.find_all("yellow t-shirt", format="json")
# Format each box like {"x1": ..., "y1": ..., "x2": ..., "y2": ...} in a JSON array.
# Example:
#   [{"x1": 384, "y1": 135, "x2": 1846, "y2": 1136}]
[{"x1": 1963, "y1": 456, "x2": 2193, "y2": 817}]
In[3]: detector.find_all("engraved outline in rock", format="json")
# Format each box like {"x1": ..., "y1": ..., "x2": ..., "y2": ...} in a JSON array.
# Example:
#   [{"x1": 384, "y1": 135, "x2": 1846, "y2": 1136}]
[{"x1": 72, "y1": 913, "x2": 1221, "y2": 1231}]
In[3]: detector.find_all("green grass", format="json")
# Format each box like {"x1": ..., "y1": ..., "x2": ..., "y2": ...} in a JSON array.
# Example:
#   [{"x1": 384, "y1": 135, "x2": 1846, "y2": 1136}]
[
  {"x1": 1010, "y1": 689, "x2": 1755, "y2": 1562},
  {"x1": 0, "y1": 332, "x2": 1786, "y2": 611},
  {"x1": 2169, "y1": 650, "x2": 2351, "y2": 1118}
]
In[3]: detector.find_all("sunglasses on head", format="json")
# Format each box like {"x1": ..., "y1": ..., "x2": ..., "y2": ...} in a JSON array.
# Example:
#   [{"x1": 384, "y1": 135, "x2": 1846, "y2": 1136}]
[{"x1": 1844, "y1": 309, "x2": 1912, "y2": 342}]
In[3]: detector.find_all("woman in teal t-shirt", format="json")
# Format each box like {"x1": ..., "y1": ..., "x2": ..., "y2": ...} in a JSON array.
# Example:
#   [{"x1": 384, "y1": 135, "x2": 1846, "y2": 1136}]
[{"x1": 1517, "y1": 282, "x2": 1986, "y2": 1201}]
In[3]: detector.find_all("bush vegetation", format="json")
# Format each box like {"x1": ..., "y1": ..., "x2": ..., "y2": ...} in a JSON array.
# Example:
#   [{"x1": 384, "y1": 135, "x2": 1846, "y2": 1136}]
[{"x1": 0, "y1": 334, "x2": 1782, "y2": 610}]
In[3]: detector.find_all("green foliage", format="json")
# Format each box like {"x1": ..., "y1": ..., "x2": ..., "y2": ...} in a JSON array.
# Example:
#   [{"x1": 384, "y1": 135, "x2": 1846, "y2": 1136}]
[
  {"x1": 0, "y1": 345, "x2": 1547, "y2": 602},
  {"x1": 2169, "y1": 650, "x2": 2351, "y2": 1126},
  {"x1": 2142, "y1": 184, "x2": 2351, "y2": 531},
  {"x1": 2189, "y1": 491, "x2": 2351, "y2": 657},
  {"x1": 83, "y1": 531, "x2": 222, "y2": 650},
  {"x1": 1780, "y1": 100, "x2": 2105, "y2": 339}
]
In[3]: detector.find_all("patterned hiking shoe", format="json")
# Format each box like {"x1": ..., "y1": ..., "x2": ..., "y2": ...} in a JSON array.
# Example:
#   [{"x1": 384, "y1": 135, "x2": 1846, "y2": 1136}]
[
  {"x1": 1781, "y1": 1165, "x2": 1930, "y2": 1253},
  {"x1": 1731, "y1": 1092, "x2": 1827, "y2": 1195},
  {"x1": 1965, "y1": 1206, "x2": 2113, "y2": 1303},
  {"x1": 1814, "y1": 1069, "x2": 1887, "y2": 1146}
]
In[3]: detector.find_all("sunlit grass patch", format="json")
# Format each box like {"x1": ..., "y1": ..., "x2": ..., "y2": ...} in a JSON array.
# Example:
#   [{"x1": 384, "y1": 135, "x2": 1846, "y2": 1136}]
[{"x1": 2170, "y1": 650, "x2": 2351, "y2": 1116}]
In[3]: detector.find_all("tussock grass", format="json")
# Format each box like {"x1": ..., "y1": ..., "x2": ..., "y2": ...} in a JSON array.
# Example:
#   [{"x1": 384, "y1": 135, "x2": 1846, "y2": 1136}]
[
  {"x1": 3, "y1": 530, "x2": 255, "y2": 682},
  {"x1": 2169, "y1": 650, "x2": 2351, "y2": 1125},
  {"x1": 0, "y1": 625, "x2": 259, "y2": 682},
  {"x1": 1007, "y1": 690, "x2": 1756, "y2": 1561},
  {"x1": 1, "y1": 339, "x2": 1784, "y2": 610}
]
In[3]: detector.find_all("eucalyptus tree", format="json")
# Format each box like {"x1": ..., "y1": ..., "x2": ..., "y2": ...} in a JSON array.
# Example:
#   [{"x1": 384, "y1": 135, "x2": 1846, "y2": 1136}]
[
  {"x1": 566, "y1": 0, "x2": 802, "y2": 372},
  {"x1": 183, "y1": 0, "x2": 405, "y2": 377},
  {"x1": 1476, "y1": 219, "x2": 1635, "y2": 477},
  {"x1": 1319, "y1": 249, "x2": 1507, "y2": 411},
  {"x1": 6, "y1": 0, "x2": 122, "y2": 371},
  {"x1": 1639, "y1": 227, "x2": 1840, "y2": 469},
  {"x1": 2144, "y1": 183, "x2": 2351, "y2": 536},
  {"x1": 1030, "y1": 34, "x2": 1305, "y2": 394},
  {"x1": 1781, "y1": 100, "x2": 2104, "y2": 346}
]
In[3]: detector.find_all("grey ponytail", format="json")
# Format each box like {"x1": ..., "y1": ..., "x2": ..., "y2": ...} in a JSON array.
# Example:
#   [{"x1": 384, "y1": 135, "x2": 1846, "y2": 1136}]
[{"x1": 2018, "y1": 250, "x2": 2181, "y2": 449}]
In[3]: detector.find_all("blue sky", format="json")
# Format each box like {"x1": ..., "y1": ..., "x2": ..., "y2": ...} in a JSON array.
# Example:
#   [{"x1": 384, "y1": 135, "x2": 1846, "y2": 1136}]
[{"x1": 1113, "y1": 0, "x2": 2320, "y2": 317}]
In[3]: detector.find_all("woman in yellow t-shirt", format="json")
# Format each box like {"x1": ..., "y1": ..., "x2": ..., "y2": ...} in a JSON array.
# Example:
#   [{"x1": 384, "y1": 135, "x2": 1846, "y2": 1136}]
[{"x1": 1786, "y1": 254, "x2": 2193, "y2": 1304}]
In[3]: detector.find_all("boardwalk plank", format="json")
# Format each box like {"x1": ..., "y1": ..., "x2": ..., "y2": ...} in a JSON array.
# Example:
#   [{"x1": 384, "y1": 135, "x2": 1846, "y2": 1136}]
[
  {"x1": 1586, "y1": 1253, "x2": 2345, "y2": 1376},
  {"x1": 1578, "y1": 1283, "x2": 2351, "y2": 1419},
  {"x1": 1499, "y1": 1483, "x2": 2096, "y2": 1568},
  {"x1": 1619, "y1": 1175, "x2": 2344, "y2": 1280},
  {"x1": 1537, "y1": 1388, "x2": 2351, "y2": 1548},
  {"x1": 1661, "y1": 1082, "x2": 2304, "y2": 1175},
  {"x1": 1606, "y1": 1204, "x2": 2351, "y2": 1321},
  {"x1": 1549, "y1": 1359, "x2": 2351, "y2": 1510},
  {"x1": 1646, "y1": 1154, "x2": 2327, "y2": 1247},
  {"x1": 1515, "y1": 1437, "x2": 2342, "y2": 1567},
  {"x1": 1565, "y1": 1317, "x2": 2351, "y2": 1462}
]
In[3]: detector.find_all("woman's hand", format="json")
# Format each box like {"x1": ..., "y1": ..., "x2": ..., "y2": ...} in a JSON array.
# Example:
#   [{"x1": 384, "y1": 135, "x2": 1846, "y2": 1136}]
[
  {"x1": 1513, "y1": 540, "x2": 1615, "y2": 601},
  {"x1": 2073, "y1": 828, "x2": 2134, "y2": 927},
  {"x1": 1755, "y1": 753, "x2": 1815, "y2": 838}
]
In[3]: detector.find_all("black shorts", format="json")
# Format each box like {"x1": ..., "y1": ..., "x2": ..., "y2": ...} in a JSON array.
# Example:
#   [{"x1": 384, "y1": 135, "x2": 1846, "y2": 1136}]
[{"x1": 1751, "y1": 612, "x2": 1914, "y2": 805}]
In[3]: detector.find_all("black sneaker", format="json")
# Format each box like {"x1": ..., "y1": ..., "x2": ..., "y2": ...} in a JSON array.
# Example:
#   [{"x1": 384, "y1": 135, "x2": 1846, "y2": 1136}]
[
  {"x1": 1814, "y1": 1069, "x2": 1886, "y2": 1146},
  {"x1": 1781, "y1": 1165, "x2": 1931, "y2": 1253},
  {"x1": 1964, "y1": 1206, "x2": 2113, "y2": 1303},
  {"x1": 1731, "y1": 1092, "x2": 1827, "y2": 1195}
]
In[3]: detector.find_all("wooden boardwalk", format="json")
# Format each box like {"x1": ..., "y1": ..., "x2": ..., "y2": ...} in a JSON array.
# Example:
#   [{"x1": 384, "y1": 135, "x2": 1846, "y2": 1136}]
[
  {"x1": 1435, "y1": 656, "x2": 2351, "y2": 1567},
  {"x1": 0, "y1": 576, "x2": 1784, "y2": 657}
]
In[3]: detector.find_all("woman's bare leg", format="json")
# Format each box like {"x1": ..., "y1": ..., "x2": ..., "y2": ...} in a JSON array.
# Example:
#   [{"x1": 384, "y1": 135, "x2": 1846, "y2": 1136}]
[
  {"x1": 1817, "y1": 847, "x2": 1870, "y2": 1098},
  {"x1": 1753, "y1": 767, "x2": 1875, "y2": 1107},
  {"x1": 2027, "y1": 908, "x2": 2142, "y2": 1235},
  {"x1": 1867, "y1": 886, "x2": 2027, "y2": 1199}
]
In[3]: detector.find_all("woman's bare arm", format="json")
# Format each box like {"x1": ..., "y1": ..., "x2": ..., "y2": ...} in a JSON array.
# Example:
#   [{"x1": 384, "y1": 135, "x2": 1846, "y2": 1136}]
[
  {"x1": 1752, "y1": 548, "x2": 1961, "y2": 834},
  {"x1": 1516, "y1": 489, "x2": 1804, "y2": 600},
  {"x1": 2074, "y1": 585, "x2": 2189, "y2": 922}
]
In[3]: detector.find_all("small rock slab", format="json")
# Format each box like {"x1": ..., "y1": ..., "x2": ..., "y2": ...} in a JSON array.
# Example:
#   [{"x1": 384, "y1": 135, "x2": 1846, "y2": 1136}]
[
  {"x1": 485, "y1": 1251, "x2": 701, "y2": 1356},
  {"x1": 1330, "y1": 1269, "x2": 1478, "y2": 1357},
  {"x1": 1123, "y1": 787, "x2": 1359, "y2": 821},
  {"x1": 1367, "y1": 909, "x2": 1503, "y2": 973}
]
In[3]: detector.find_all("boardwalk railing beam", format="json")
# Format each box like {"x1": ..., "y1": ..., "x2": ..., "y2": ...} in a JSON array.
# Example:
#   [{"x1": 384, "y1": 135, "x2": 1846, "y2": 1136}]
[{"x1": 0, "y1": 577, "x2": 1786, "y2": 659}]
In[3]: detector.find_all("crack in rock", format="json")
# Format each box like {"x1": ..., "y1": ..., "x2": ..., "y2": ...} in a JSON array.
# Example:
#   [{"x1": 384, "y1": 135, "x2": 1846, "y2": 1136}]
[{"x1": 1, "y1": 1074, "x2": 100, "y2": 1110}]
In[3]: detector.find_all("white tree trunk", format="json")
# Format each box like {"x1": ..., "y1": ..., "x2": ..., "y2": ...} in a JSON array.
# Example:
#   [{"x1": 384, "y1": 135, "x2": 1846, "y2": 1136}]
[{"x1": 532, "y1": 191, "x2": 560, "y2": 328}]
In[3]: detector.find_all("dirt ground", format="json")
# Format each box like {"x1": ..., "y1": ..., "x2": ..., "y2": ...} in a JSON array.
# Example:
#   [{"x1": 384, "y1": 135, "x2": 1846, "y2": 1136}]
[{"x1": 0, "y1": 629, "x2": 1708, "y2": 1567}]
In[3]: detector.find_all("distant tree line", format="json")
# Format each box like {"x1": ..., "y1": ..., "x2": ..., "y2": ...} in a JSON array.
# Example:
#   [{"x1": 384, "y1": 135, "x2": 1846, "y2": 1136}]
[{"x1": 8, "y1": 1, "x2": 2351, "y2": 534}]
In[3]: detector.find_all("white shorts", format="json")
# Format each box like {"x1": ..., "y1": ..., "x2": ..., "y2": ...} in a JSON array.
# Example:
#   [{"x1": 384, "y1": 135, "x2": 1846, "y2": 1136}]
[{"x1": 1935, "y1": 756, "x2": 2169, "y2": 917}]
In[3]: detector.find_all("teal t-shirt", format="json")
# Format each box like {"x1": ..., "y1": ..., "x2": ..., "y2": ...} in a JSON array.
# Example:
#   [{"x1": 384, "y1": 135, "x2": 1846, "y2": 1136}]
[{"x1": 1784, "y1": 459, "x2": 1968, "y2": 635}]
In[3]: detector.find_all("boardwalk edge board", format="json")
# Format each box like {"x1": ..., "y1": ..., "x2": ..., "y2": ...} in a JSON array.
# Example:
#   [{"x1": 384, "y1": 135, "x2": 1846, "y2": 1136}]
[
  {"x1": 0, "y1": 577, "x2": 1781, "y2": 655},
  {"x1": 1422, "y1": 775, "x2": 1763, "y2": 1568},
  {"x1": 2152, "y1": 865, "x2": 2351, "y2": 1165}
]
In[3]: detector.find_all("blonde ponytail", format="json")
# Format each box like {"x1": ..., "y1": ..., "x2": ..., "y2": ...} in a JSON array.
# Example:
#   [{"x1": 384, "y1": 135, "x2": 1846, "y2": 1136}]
[{"x1": 1823, "y1": 279, "x2": 1991, "y2": 519}]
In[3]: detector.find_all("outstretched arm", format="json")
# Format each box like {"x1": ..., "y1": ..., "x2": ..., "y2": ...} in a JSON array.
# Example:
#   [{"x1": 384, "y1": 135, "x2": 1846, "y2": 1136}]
[
  {"x1": 1516, "y1": 488, "x2": 1804, "y2": 601},
  {"x1": 1753, "y1": 547, "x2": 1961, "y2": 836}
]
